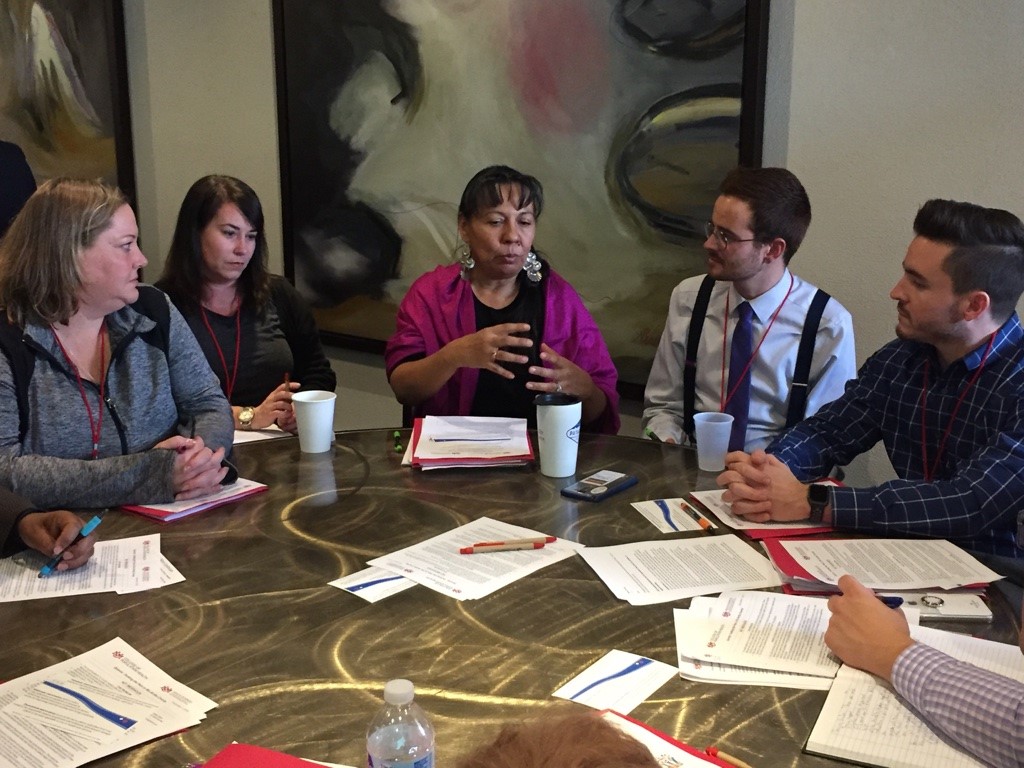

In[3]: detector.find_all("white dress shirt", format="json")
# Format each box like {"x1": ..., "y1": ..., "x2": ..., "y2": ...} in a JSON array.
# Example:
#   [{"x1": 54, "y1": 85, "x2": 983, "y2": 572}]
[{"x1": 642, "y1": 269, "x2": 857, "y2": 451}]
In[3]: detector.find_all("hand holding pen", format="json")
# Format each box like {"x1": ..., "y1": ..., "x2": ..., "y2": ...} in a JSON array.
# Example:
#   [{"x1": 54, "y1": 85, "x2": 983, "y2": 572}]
[{"x1": 17, "y1": 511, "x2": 100, "y2": 574}]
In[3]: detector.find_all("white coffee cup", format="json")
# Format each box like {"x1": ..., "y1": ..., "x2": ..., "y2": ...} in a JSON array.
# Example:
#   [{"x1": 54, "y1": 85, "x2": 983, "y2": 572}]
[
  {"x1": 534, "y1": 393, "x2": 582, "y2": 477},
  {"x1": 693, "y1": 412, "x2": 734, "y2": 472},
  {"x1": 291, "y1": 390, "x2": 337, "y2": 453}
]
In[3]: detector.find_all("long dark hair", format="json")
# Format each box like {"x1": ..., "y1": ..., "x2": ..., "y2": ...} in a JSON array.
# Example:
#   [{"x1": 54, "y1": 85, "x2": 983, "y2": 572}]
[{"x1": 159, "y1": 175, "x2": 271, "y2": 309}]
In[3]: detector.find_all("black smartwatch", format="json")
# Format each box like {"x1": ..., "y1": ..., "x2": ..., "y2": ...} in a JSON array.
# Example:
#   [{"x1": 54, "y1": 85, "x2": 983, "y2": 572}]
[{"x1": 807, "y1": 483, "x2": 830, "y2": 523}]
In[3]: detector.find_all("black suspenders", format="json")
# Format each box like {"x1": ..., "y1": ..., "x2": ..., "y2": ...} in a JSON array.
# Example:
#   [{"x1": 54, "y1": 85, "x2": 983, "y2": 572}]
[{"x1": 681, "y1": 275, "x2": 831, "y2": 442}]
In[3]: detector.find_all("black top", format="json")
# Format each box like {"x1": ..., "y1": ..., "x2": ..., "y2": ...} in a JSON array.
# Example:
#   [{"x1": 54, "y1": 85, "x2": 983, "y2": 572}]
[
  {"x1": 159, "y1": 276, "x2": 337, "y2": 407},
  {"x1": 470, "y1": 280, "x2": 545, "y2": 427}
]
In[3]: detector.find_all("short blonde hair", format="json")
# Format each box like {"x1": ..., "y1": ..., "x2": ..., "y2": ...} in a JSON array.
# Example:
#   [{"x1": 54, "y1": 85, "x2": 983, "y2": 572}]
[
  {"x1": 454, "y1": 711, "x2": 660, "y2": 768},
  {"x1": 0, "y1": 178, "x2": 127, "y2": 326}
]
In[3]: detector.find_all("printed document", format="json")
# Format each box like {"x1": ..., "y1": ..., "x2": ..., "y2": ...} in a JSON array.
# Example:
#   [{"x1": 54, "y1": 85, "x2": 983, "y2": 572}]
[
  {"x1": 578, "y1": 534, "x2": 781, "y2": 605},
  {"x1": 775, "y1": 538, "x2": 1002, "y2": 590},
  {"x1": 0, "y1": 535, "x2": 180, "y2": 602},
  {"x1": 368, "y1": 517, "x2": 582, "y2": 600},
  {"x1": 674, "y1": 600, "x2": 834, "y2": 690},
  {"x1": 674, "y1": 591, "x2": 839, "y2": 677},
  {"x1": 0, "y1": 637, "x2": 216, "y2": 768}
]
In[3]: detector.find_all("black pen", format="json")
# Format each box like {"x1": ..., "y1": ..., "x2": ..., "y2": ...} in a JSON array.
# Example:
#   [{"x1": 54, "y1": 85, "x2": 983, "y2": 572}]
[{"x1": 189, "y1": 415, "x2": 196, "y2": 440}]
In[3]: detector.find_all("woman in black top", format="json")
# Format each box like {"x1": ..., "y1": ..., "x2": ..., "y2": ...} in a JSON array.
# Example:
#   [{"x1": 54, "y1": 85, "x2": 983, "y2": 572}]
[{"x1": 158, "y1": 175, "x2": 336, "y2": 432}]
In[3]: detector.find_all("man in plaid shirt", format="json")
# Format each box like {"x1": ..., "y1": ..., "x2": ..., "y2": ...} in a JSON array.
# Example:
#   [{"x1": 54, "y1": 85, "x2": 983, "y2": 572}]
[{"x1": 718, "y1": 199, "x2": 1024, "y2": 559}]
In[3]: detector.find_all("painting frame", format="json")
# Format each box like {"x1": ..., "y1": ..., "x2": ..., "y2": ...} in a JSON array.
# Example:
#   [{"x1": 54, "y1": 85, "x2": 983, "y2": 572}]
[
  {"x1": 0, "y1": 0, "x2": 136, "y2": 207},
  {"x1": 273, "y1": 0, "x2": 769, "y2": 398}
]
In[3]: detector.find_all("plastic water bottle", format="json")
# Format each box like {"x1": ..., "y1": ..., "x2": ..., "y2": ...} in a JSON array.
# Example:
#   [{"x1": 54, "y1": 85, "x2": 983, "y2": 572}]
[{"x1": 366, "y1": 679, "x2": 435, "y2": 768}]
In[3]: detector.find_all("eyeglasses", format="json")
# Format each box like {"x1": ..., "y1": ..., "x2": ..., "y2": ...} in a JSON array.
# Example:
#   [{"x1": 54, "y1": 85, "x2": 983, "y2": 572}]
[{"x1": 704, "y1": 220, "x2": 758, "y2": 248}]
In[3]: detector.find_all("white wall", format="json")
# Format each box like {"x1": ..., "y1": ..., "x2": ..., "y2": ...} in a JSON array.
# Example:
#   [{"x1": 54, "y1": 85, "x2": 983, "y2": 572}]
[
  {"x1": 764, "y1": 0, "x2": 1024, "y2": 483},
  {"x1": 125, "y1": 0, "x2": 283, "y2": 280},
  {"x1": 124, "y1": 1, "x2": 1024, "y2": 452}
]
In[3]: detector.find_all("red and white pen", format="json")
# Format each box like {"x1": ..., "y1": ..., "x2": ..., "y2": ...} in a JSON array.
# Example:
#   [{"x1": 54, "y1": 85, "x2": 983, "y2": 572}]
[
  {"x1": 459, "y1": 537, "x2": 554, "y2": 555},
  {"x1": 471, "y1": 536, "x2": 556, "y2": 547}
]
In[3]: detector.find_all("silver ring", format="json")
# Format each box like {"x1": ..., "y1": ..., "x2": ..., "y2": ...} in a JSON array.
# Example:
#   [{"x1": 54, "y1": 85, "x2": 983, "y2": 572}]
[
  {"x1": 491, "y1": 350, "x2": 497, "y2": 361},
  {"x1": 556, "y1": 383, "x2": 562, "y2": 393}
]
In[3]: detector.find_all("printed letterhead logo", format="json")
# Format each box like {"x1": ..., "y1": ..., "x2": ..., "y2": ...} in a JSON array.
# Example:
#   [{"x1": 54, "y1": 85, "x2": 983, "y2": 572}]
[{"x1": 566, "y1": 421, "x2": 581, "y2": 444}]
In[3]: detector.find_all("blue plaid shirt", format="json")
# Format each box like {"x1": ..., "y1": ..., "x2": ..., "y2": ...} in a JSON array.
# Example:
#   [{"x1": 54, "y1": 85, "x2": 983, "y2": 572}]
[{"x1": 768, "y1": 314, "x2": 1024, "y2": 557}]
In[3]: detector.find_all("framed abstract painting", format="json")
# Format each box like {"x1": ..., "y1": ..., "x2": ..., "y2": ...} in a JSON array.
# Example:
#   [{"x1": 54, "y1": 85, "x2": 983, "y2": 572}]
[
  {"x1": 0, "y1": 0, "x2": 135, "y2": 204},
  {"x1": 273, "y1": 0, "x2": 767, "y2": 394}
]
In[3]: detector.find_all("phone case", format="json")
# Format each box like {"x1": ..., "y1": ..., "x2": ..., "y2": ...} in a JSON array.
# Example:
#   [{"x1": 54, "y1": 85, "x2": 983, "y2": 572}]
[{"x1": 560, "y1": 470, "x2": 639, "y2": 502}]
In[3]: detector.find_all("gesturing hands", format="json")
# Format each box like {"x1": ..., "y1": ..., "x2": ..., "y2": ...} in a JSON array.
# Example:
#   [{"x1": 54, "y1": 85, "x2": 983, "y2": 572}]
[
  {"x1": 527, "y1": 343, "x2": 596, "y2": 400},
  {"x1": 446, "y1": 322, "x2": 534, "y2": 379}
]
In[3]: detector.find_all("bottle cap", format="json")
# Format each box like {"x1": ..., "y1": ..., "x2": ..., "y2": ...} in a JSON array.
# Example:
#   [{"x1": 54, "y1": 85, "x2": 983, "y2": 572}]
[{"x1": 383, "y1": 678, "x2": 414, "y2": 705}]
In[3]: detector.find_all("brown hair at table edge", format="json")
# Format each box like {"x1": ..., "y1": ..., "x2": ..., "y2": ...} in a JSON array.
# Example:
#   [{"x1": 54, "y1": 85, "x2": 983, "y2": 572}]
[{"x1": 454, "y1": 710, "x2": 659, "y2": 768}]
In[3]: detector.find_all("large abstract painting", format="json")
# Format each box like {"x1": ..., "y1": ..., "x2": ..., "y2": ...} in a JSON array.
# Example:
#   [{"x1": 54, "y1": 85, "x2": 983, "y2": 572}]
[
  {"x1": 274, "y1": 0, "x2": 766, "y2": 391},
  {"x1": 0, "y1": 0, "x2": 135, "y2": 201}
]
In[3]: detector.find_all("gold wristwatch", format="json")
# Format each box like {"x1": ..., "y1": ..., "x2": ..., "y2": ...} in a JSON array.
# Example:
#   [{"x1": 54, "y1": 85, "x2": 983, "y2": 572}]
[{"x1": 238, "y1": 406, "x2": 256, "y2": 430}]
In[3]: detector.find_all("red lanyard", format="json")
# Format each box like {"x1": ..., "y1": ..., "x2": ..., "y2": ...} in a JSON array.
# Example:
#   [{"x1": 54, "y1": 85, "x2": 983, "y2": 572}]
[
  {"x1": 719, "y1": 273, "x2": 795, "y2": 411},
  {"x1": 200, "y1": 305, "x2": 241, "y2": 399},
  {"x1": 51, "y1": 323, "x2": 107, "y2": 460},
  {"x1": 919, "y1": 332, "x2": 996, "y2": 481}
]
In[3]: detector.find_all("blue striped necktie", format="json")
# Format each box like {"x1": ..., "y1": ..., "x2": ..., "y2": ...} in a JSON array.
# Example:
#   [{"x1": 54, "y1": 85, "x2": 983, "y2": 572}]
[{"x1": 724, "y1": 301, "x2": 753, "y2": 451}]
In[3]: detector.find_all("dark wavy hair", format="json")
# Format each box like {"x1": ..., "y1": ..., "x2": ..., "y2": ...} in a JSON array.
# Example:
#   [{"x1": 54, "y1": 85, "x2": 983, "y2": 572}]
[
  {"x1": 159, "y1": 175, "x2": 271, "y2": 309},
  {"x1": 719, "y1": 166, "x2": 811, "y2": 264},
  {"x1": 458, "y1": 165, "x2": 544, "y2": 221}
]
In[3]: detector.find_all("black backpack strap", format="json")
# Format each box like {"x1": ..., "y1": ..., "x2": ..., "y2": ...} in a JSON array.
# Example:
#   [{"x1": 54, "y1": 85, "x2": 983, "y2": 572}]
[
  {"x1": 786, "y1": 288, "x2": 831, "y2": 428},
  {"x1": 130, "y1": 285, "x2": 172, "y2": 356},
  {"x1": 683, "y1": 275, "x2": 716, "y2": 441},
  {"x1": 0, "y1": 316, "x2": 35, "y2": 443},
  {"x1": 0, "y1": 289, "x2": 172, "y2": 446}
]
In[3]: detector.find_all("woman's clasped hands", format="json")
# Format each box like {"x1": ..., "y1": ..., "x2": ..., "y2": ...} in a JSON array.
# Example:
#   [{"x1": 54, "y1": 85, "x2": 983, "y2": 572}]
[{"x1": 156, "y1": 435, "x2": 227, "y2": 500}]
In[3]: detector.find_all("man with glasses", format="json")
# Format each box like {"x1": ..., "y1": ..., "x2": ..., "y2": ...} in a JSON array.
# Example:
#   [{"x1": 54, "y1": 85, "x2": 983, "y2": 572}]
[
  {"x1": 720, "y1": 200, "x2": 1024, "y2": 564},
  {"x1": 643, "y1": 166, "x2": 856, "y2": 450}
]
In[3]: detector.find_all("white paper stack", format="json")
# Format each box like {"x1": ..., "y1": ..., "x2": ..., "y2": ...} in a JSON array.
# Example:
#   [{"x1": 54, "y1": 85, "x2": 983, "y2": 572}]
[
  {"x1": 674, "y1": 590, "x2": 840, "y2": 681},
  {"x1": 0, "y1": 637, "x2": 216, "y2": 768},
  {"x1": 578, "y1": 534, "x2": 782, "y2": 605},
  {"x1": 410, "y1": 416, "x2": 534, "y2": 469},
  {"x1": 764, "y1": 537, "x2": 1001, "y2": 591},
  {"x1": 0, "y1": 534, "x2": 184, "y2": 602},
  {"x1": 367, "y1": 517, "x2": 582, "y2": 600}
]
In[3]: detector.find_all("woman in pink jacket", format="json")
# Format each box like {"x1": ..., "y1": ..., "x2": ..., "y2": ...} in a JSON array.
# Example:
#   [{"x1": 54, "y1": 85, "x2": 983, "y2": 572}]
[{"x1": 385, "y1": 166, "x2": 619, "y2": 434}]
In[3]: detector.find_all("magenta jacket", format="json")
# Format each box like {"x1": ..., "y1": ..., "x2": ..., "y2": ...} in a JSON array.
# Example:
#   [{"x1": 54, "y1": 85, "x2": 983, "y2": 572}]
[{"x1": 385, "y1": 263, "x2": 620, "y2": 434}]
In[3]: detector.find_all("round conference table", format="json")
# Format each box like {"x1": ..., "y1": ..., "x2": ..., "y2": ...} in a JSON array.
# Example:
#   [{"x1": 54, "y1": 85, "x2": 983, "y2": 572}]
[{"x1": 1, "y1": 429, "x2": 1018, "y2": 767}]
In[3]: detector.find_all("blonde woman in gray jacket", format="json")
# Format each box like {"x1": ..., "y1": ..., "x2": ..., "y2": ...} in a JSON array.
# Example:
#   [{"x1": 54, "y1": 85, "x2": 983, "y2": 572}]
[{"x1": 0, "y1": 179, "x2": 233, "y2": 509}]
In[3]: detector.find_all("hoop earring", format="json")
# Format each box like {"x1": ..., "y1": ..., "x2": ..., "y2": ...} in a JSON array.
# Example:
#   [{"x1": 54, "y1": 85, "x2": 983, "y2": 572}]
[
  {"x1": 523, "y1": 250, "x2": 542, "y2": 283},
  {"x1": 457, "y1": 244, "x2": 475, "y2": 281}
]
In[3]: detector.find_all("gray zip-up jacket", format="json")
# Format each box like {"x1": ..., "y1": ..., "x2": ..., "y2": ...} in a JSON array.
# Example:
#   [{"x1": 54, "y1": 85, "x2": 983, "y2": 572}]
[{"x1": 0, "y1": 289, "x2": 233, "y2": 508}]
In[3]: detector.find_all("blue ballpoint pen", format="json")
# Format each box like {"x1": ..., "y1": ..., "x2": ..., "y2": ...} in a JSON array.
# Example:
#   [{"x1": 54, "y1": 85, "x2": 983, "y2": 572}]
[{"x1": 38, "y1": 513, "x2": 104, "y2": 577}]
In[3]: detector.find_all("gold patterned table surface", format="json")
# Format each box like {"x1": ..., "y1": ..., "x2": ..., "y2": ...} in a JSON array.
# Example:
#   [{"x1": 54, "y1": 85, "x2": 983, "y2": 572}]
[{"x1": 1, "y1": 429, "x2": 1017, "y2": 767}]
